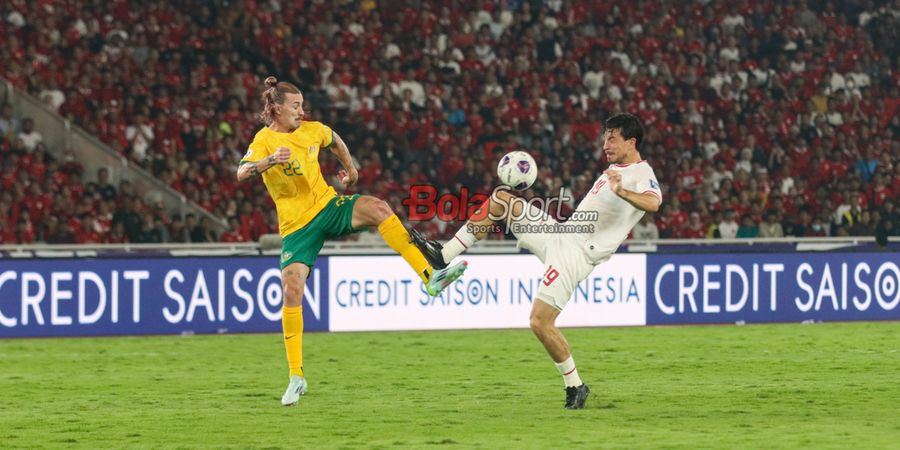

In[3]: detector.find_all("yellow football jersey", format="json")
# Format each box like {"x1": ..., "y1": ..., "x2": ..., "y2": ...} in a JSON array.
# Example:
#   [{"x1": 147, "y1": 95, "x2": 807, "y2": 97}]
[{"x1": 241, "y1": 121, "x2": 337, "y2": 236}]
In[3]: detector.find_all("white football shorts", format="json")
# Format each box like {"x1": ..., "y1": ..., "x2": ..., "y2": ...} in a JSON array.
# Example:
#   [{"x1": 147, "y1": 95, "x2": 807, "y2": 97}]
[{"x1": 509, "y1": 204, "x2": 599, "y2": 310}]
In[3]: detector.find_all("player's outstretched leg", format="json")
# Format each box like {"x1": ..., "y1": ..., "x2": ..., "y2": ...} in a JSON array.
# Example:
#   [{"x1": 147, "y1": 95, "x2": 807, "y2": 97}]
[
  {"x1": 411, "y1": 189, "x2": 525, "y2": 267},
  {"x1": 352, "y1": 195, "x2": 466, "y2": 296},
  {"x1": 530, "y1": 299, "x2": 590, "y2": 409}
]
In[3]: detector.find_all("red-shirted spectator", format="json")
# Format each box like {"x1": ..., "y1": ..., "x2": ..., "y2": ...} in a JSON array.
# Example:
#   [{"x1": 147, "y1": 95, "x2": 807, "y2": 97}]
[
  {"x1": 678, "y1": 212, "x2": 708, "y2": 239},
  {"x1": 76, "y1": 216, "x2": 103, "y2": 244},
  {"x1": 220, "y1": 217, "x2": 248, "y2": 243},
  {"x1": 0, "y1": 0, "x2": 896, "y2": 244}
]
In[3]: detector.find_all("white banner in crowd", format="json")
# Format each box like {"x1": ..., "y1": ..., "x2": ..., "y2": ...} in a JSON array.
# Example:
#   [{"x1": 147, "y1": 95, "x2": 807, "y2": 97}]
[{"x1": 327, "y1": 254, "x2": 647, "y2": 332}]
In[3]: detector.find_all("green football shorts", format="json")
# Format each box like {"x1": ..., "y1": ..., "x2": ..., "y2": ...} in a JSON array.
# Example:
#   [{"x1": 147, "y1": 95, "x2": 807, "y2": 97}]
[{"x1": 280, "y1": 194, "x2": 361, "y2": 269}]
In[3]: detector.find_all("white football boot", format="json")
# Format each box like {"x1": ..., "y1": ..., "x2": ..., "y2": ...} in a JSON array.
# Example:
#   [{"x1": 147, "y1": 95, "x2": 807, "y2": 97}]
[{"x1": 281, "y1": 375, "x2": 308, "y2": 406}]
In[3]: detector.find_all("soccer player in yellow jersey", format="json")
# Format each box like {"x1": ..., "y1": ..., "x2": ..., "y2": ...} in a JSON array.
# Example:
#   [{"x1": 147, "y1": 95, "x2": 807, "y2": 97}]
[{"x1": 237, "y1": 77, "x2": 467, "y2": 406}]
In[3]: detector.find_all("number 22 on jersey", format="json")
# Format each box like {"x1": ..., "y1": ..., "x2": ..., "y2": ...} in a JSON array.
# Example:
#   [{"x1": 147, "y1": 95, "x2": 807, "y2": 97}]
[{"x1": 283, "y1": 158, "x2": 303, "y2": 176}]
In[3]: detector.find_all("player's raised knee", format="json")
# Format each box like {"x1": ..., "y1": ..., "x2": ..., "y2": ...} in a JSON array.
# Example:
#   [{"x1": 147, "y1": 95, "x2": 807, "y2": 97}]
[
  {"x1": 362, "y1": 196, "x2": 393, "y2": 223},
  {"x1": 488, "y1": 188, "x2": 518, "y2": 218},
  {"x1": 491, "y1": 188, "x2": 513, "y2": 203},
  {"x1": 374, "y1": 197, "x2": 394, "y2": 218}
]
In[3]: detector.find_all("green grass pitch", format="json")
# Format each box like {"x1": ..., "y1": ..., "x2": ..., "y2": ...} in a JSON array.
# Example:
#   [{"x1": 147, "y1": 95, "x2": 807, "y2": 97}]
[{"x1": 2, "y1": 322, "x2": 898, "y2": 449}]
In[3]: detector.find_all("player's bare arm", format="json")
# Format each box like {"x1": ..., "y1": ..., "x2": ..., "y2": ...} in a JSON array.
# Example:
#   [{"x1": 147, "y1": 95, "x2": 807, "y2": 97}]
[
  {"x1": 605, "y1": 169, "x2": 660, "y2": 213},
  {"x1": 236, "y1": 146, "x2": 291, "y2": 182},
  {"x1": 330, "y1": 132, "x2": 359, "y2": 188}
]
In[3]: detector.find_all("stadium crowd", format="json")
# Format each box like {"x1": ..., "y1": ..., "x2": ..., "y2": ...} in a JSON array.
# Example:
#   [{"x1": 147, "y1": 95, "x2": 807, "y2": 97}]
[{"x1": 1, "y1": 0, "x2": 898, "y2": 244}]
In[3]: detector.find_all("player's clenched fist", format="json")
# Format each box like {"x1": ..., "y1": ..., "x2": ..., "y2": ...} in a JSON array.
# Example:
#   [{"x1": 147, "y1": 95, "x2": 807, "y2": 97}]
[
  {"x1": 604, "y1": 169, "x2": 624, "y2": 195},
  {"x1": 271, "y1": 146, "x2": 292, "y2": 164},
  {"x1": 338, "y1": 168, "x2": 358, "y2": 188}
]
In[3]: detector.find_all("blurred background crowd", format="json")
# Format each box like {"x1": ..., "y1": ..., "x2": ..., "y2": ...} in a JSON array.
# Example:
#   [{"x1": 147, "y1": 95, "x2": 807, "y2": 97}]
[{"x1": 1, "y1": 0, "x2": 898, "y2": 244}]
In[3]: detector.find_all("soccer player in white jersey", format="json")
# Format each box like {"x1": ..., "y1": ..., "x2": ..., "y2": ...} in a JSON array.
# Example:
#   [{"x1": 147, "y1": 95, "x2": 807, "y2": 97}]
[{"x1": 411, "y1": 113, "x2": 662, "y2": 409}]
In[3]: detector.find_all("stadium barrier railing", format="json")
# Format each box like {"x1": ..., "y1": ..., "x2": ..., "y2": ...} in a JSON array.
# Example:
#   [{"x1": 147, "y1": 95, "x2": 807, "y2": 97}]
[{"x1": 0, "y1": 236, "x2": 896, "y2": 258}]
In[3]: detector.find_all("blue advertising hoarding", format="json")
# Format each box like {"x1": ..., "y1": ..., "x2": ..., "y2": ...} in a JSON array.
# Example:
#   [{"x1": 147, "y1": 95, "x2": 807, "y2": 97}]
[
  {"x1": 0, "y1": 257, "x2": 329, "y2": 337},
  {"x1": 1, "y1": 251, "x2": 897, "y2": 337},
  {"x1": 646, "y1": 252, "x2": 900, "y2": 325}
]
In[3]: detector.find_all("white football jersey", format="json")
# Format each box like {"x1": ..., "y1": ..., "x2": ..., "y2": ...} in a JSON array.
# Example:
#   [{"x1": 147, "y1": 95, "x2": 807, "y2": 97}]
[{"x1": 575, "y1": 160, "x2": 662, "y2": 262}]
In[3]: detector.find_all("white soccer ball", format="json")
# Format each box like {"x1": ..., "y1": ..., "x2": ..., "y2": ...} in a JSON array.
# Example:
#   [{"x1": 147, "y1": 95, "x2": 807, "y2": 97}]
[{"x1": 497, "y1": 151, "x2": 538, "y2": 190}]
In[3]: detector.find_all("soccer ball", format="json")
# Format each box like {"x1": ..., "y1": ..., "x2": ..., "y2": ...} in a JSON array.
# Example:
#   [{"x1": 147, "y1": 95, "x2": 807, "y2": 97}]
[{"x1": 497, "y1": 151, "x2": 538, "y2": 190}]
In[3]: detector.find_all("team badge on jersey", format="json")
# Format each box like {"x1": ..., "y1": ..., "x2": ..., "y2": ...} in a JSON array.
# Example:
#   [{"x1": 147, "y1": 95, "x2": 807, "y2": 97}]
[
  {"x1": 282, "y1": 251, "x2": 293, "y2": 262},
  {"x1": 244, "y1": 149, "x2": 253, "y2": 158},
  {"x1": 650, "y1": 179, "x2": 659, "y2": 190},
  {"x1": 309, "y1": 145, "x2": 318, "y2": 154}
]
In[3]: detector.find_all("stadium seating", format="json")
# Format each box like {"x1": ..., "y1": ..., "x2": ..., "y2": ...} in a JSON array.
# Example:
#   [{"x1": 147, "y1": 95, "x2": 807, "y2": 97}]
[{"x1": 1, "y1": 0, "x2": 897, "y2": 243}]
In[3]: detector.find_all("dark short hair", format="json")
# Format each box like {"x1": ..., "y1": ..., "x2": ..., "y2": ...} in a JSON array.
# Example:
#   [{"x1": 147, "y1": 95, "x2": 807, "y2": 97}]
[{"x1": 605, "y1": 113, "x2": 644, "y2": 148}]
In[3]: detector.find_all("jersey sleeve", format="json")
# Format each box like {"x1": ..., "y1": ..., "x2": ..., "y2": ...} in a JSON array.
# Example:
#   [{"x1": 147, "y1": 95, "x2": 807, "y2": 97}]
[
  {"x1": 320, "y1": 122, "x2": 335, "y2": 148},
  {"x1": 634, "y1": 164, "x2": 663, "y2": 204},
  {"x1": 240, "y1": 136, "x2": 270, "y2": 165}
]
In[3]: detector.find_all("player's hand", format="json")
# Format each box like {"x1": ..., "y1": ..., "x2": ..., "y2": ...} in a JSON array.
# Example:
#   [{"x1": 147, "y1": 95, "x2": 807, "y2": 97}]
[
  {"x1": 272, "y1": 147, "x2": 292, "y2": 165},
  {"x1": 338, "y1": 168, "x2": 358, "y2": 188},
  {"x1": 605, "y1": 169, "x2": 624, "y2": 195}
]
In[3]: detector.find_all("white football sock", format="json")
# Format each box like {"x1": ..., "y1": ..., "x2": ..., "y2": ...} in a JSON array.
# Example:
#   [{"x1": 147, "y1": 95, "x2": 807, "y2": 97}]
[
  {"x1": 555, "y1": 355, "x2": 583, "y2": 387},
  {"x1": 441, "y1": 227, "x2": 478, "y2": 262}
]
